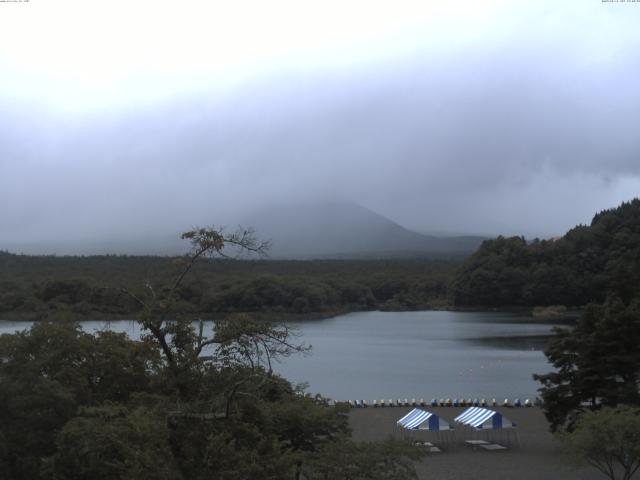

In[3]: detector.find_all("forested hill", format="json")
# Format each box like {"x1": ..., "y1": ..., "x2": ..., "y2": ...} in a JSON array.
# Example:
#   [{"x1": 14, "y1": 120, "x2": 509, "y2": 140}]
[{"x1": 451, "y1": 199, "x2": 640, "y2": 307}]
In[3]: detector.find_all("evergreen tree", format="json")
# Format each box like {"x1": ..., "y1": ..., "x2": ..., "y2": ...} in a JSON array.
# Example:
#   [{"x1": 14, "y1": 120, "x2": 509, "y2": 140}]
[{"x1": 534, "y1": 298, "x2": 640, "y2": 431}]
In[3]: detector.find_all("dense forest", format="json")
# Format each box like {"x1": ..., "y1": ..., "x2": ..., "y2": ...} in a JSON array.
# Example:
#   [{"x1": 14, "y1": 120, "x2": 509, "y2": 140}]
[
  {"x1": 0, "y1": 228, "x2": 424, "y2": 479},
  {"x1": 451, "y1": 199, "x2": 640, "y2": 308},
  {"x1": 0, "y1": 254, "x2": 458, "y2": 320}
]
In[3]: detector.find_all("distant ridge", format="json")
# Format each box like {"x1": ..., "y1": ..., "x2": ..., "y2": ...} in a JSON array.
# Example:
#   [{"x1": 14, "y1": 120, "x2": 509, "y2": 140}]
[{"x1": 243, "y1": 202, "x2": 486, "y2": 259}]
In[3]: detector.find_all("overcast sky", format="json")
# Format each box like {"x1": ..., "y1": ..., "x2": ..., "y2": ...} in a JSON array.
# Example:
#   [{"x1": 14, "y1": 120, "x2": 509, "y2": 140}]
[{"x1": 1, "y1": 0, "x2": 639, "y2": 253}]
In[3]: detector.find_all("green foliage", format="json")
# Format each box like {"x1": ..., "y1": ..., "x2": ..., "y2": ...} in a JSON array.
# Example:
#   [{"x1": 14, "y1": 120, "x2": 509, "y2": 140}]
[
  {"x1": 559, "y1": 406, "x2": 640, "y2": 480},
  {"x1": 269, "y1": 394, "x2": 351, "y2": 453},
  {"x1": 47, "y1": 403, "x2": 180, "y2": 480},
  {"x1": 0, "y1": 322, "x2": 159, "y2": 479},
  {"x1": 302, "y1": 437, "x2": 426, "y2": 480},
  {"x1": 199, "y1": 427, "x2": 295, "y2": 480},
  {"x1": 0, "y1": 227, "x2": 425, "y2": 479},
  {"x1": 534, "y1": 298, "x2": 640, "y2": 431},
  {"x1": 0, "y1": 252, "x2": 458, "y2": 320},
  {"x1": 452, "y1": 199, "x2": 640, "y2": 307}
]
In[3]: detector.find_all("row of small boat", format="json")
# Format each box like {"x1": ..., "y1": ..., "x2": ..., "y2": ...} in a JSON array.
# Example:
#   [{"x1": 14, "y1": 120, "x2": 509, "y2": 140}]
[{"x1": 344, "y1": 398, "x2": 538, "y2": 408}]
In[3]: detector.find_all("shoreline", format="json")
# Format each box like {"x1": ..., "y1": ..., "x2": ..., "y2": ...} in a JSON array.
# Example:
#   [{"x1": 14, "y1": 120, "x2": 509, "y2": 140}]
[
  {"x1": 0, "y1": 305, "x2": 581, "y2": 323},
  {"x1": 349, "y1": 406, "x2": 601, "y2": 480}
]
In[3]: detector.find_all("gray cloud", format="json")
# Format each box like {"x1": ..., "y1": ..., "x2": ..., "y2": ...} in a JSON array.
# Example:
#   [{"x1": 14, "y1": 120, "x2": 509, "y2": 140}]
[{"x1": 1, "y1": 3, "x2": 639, "y2": 253}]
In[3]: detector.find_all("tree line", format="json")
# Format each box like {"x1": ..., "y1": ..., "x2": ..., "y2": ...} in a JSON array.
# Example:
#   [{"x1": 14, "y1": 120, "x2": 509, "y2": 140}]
[
  {"x1": 0, "y1": 254, "x2": 455, "y2": 320},
  {"x1": 451, "y1": 199, "x2": 640, "y2": 307}
]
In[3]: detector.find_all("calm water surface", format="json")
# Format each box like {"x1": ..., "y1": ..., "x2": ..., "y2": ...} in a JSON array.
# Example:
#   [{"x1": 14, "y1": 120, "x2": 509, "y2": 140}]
[{"x1": 0, "y1": 311, "x2": 556, "y2": 400}]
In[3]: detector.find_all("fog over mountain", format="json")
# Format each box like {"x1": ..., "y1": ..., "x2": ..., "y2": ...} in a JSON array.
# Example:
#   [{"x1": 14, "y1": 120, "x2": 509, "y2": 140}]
[
  {"x1": 244, "y1": 202, "x2": 486, "y2": 258},
  {"x1": 0, "y1": 202, "x2": 485, "y2": 257},
  {"x1": 1, "y1": 1, "x2": 639, "y2": 255}
]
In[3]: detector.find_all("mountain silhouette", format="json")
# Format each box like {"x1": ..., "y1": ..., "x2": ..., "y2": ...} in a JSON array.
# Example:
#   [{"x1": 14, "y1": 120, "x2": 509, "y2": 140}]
[{"x1": 243, "y1": 202, "x2": 486, "y2": 258}]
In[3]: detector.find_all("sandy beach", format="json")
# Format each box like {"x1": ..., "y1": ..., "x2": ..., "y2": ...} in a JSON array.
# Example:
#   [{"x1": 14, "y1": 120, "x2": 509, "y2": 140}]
[{"x1": 349, "y1": 406, "x2": 603, "y2": 480}]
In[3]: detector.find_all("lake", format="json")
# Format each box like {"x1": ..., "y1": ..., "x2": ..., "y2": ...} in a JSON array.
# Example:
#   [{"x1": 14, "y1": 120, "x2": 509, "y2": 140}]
[{"x1": 0, "y1": 310, "x2": 557, "y2": 401}]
